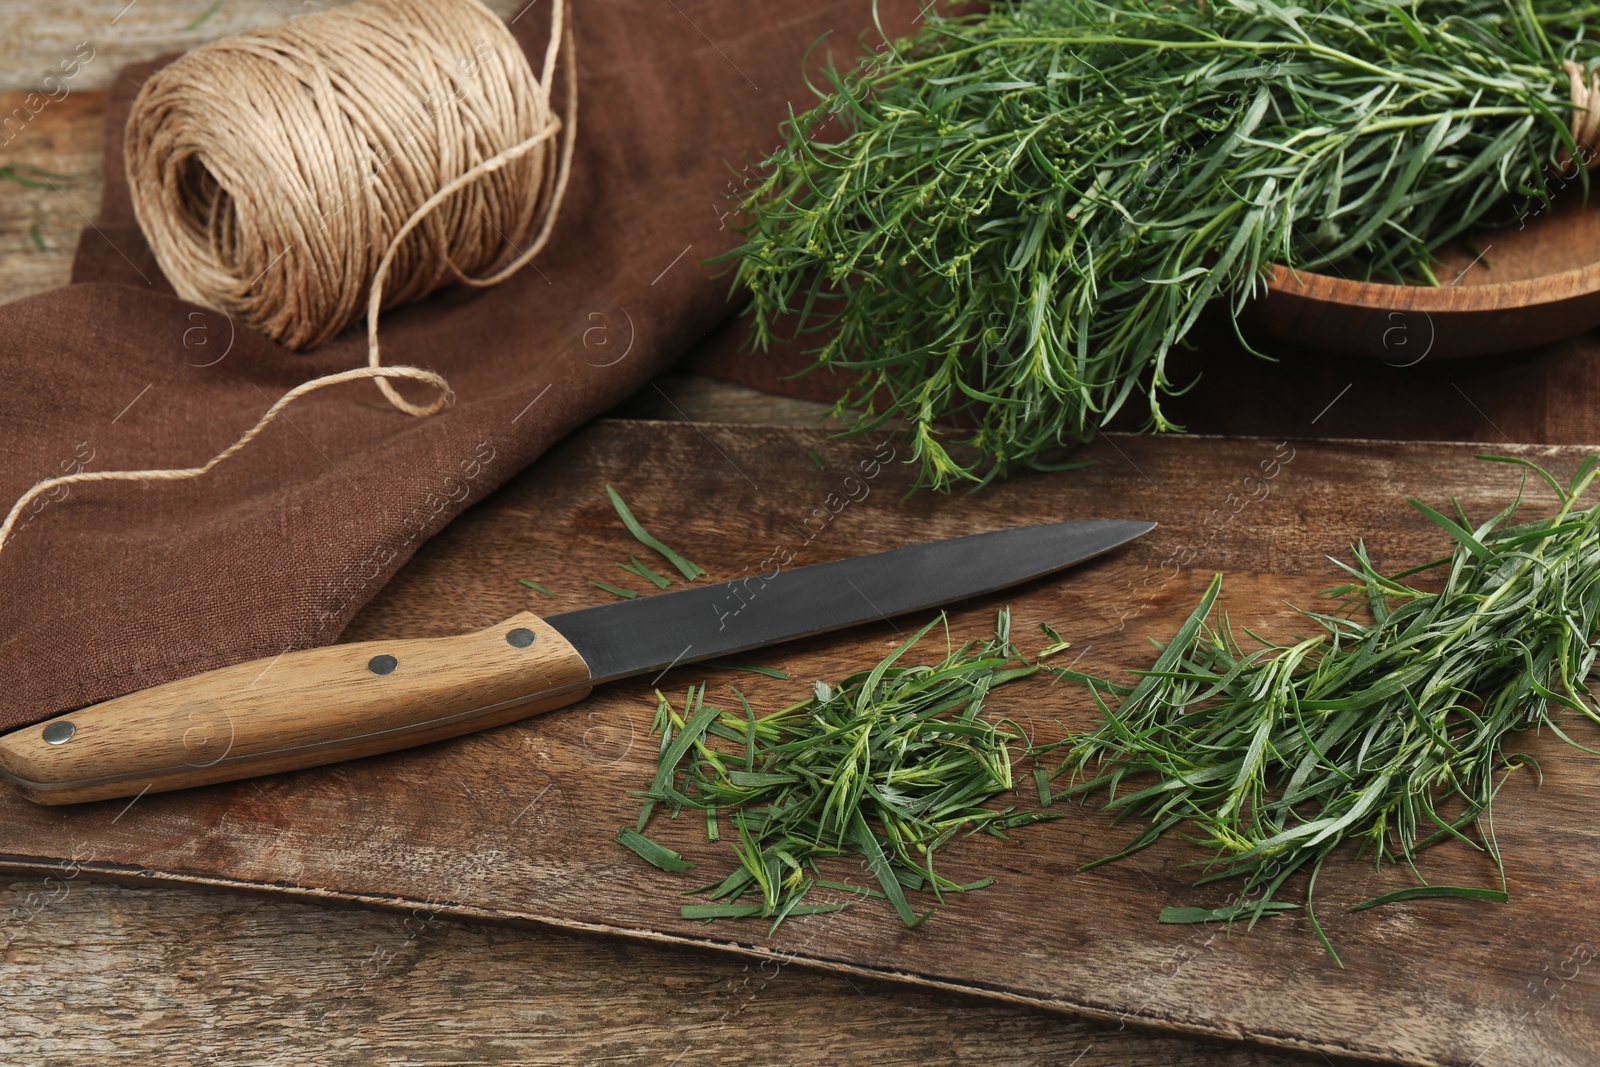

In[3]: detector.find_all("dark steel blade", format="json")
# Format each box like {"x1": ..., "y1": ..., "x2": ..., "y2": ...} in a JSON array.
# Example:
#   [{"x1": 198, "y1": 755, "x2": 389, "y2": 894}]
[{"x1": 545, "y1": 519, "x2": 1153, "y2": 683}]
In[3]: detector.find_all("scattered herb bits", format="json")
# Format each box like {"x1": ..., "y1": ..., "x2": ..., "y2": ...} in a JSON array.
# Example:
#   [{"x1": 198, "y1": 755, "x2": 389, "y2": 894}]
[
  {"x1": 1049, "y1": 456, "x2": 1600, "y2": 962},
  {"x1": 183, "y1": 0, "x2": 223, "y2": 32},
  {"x1": 517, "y1": 578, "x2": 556, "y2": 598},
  {"x1": 618, "y1": 612, "x2": 1050, "y2": 931},
  {"x1": 615, "y1": 828, "x2": 695, "y2": 872},
  {"x1": 0, "y1": 164, "x2": 74, "y2": 189},
  {"x1": 606, "y1": 483, "x2": 706, "y2": 580},
  {"x1": 619, "y1": 555, "x2": 672, "y2": 589},
  {"x1": 701, "y1": 661, "x2": 790, "y2": 680},
  {"x1": 1037, "y1": 622, "x2": 1070, "y2": 659}
]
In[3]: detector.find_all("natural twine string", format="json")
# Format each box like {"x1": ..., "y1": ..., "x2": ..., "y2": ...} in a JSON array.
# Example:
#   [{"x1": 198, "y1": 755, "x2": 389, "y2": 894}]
[
  {"x1": 0, "y1": 0, "x2": 573, "y2": 556},
  {"x1": 0, "y1": 369, "x2": 451, "y2": 555}
]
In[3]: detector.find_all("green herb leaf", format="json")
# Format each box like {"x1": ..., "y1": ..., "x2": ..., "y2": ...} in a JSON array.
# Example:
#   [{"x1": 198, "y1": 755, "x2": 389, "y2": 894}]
[
  {"x1": 702, "y1": 661, "x2": 790, "y2": 679},
  {"x1": 619, "y1": 556, "x2": 672, "y2": 589},
  {"x1": 0, "y1": 164, "x2": 74, "y2": 190},
  {"x1": 1160, "y1": 902, "x2": 1301, "y2": 924},
  {"x1": 606, "y1": 484, "x2": 706, "y2": 580},
  {"x1": 852, "y1": 809, "x2": 928, "y2": 928},
  {"x1": 1038, "y1": 621, "x2": 1071, "y2": 659},
  {"x1": 681, "y1": 902, "x2": 848, "y2": 921},
  {"x1": 647, "y1": 686, "x2": 722, "y2": 803},
  {"x1": 1349, "y1": 885, "x2": 1510, "y2": 913},
  {"x1": 591, "y1": 581, "x2": 638, "y2": 599},
  {"x1": 727, "y1": 770, "x2": 800, "y2": 787},
  {"x1": 615, "y1": 828, "x2": 695, "y2": 872},
  {"x1": 517, "y1": 578, "x2": 556, "y2": 598},
  {"x1": 183, "y1": 0, "x2": 222, "y2": 31},
  {"x1": 813, "y1": 879, "x2": 885, "y2": 898}
]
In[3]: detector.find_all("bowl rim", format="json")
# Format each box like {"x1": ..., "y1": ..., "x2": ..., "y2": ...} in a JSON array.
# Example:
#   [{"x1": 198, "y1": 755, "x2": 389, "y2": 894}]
[{"x1": 1263, "y1": 259, "x2": 1600, "y2": 312}]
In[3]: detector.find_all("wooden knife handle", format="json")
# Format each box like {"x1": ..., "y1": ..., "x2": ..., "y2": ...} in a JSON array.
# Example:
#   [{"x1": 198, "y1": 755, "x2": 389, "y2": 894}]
[{"x1": 0, "y1": 612, "x2": 593, "y2": 805}]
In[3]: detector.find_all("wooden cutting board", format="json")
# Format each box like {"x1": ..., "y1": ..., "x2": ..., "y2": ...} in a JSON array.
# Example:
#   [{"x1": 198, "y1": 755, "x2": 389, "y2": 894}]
[{"x1": 3, "y1": 420, "x2": 1597, "y2": 1067}]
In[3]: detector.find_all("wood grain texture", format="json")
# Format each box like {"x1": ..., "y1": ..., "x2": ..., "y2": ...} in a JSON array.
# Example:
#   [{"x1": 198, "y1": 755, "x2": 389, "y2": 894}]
[
  {"x1": 0, "y1": 87, "x2": 104, "y2": 306},
  {"x1": 5, "y1": 421, "x2": 1598, "y2": 1066},
  {"x1": 0, "y1": 880, "x2": 1314, "y2": 1067},
  {"x1": 1, "y1": 612, "x2": 592, "y2": 804},
  {"x1": 0, "y1": 0, "x2": 526, "y2": 92}
]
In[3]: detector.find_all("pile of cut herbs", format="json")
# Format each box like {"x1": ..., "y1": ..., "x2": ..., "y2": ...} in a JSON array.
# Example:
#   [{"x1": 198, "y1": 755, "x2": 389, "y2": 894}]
[
  {"x1": 616, "y1": 611, "x2": 1056, "y2": 931},
  {"x1": 613, "y1": 456, "x2": 1600, "y2": 956},
  {"x1": 1041, "y1": 455, "x2": 1600, "y2": 962},
  {"x1": 728, "y1": 0, "x2": 1600, "y2": 489}
]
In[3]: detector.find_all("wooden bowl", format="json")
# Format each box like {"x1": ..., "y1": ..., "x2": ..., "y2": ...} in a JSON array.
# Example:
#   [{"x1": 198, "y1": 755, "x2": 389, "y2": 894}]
[{"x1": 1242, "y1": 200, "x2": 1600, "y2": 362}]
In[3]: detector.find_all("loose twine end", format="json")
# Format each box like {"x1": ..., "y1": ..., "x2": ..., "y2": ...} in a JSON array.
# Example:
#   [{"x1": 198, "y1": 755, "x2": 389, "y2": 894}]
[{"x1": 0, "y1": 367, "x2": 452, "y2": 556}]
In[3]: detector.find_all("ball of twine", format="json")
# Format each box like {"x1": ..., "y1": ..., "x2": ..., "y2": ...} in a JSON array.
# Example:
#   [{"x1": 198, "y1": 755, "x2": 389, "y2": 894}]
[
  {"x1": 126, "y1": 0, "x2": 575, "y2": 413},
  {"x1": 0, "y1": 0, "x2": 574, "y2": 555}
]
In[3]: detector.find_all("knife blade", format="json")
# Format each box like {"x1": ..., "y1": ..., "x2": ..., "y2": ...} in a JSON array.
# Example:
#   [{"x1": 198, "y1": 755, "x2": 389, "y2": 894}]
[{"x1": 0, "y1": 519, "x2": 1151, "y2": 805}]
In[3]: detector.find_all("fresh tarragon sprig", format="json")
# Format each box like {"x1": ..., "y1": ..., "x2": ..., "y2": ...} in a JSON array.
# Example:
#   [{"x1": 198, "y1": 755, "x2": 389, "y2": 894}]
[
  {"x1": 1048, "y1": 455, "x2": 1600, "y2": 963},
  {"x1": 727, "y1": 0, "x2": 1594, "y2": 489}
]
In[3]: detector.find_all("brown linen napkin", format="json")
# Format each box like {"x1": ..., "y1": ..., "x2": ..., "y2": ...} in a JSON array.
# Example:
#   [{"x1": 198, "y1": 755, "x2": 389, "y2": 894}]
[{"x1": 0, "y1": 0, "x2": 928, "y2": 732}]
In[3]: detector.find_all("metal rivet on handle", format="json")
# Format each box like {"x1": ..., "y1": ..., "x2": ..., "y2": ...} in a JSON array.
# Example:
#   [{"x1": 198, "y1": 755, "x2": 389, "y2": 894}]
[
  {"x1": 506, "y1": 627, "x2": 537, "y2": 649},
  {"x1": 42, "y1": 721, "x2": 75, "y2": 745},
  {"x1": 368, "y1": 654, "x2": 399, "y2": 675}
]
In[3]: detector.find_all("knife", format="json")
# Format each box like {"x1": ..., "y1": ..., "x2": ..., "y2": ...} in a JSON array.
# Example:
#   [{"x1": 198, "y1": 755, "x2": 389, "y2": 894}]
[{"x1": 0, "y1": 519, "x2": 1152, "y2": 806}]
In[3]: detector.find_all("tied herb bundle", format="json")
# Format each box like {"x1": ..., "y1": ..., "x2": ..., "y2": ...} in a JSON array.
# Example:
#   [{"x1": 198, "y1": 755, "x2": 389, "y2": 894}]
[
  {"x1": 730, "y1": 0, "x2": 1596, "y2": 489},
  {"x1": 1048, "y1": 456, "x2": 1600, "y2": 962},
  {"x1": 617, "y1": 612, "x2": 1048, "y2": 930}
]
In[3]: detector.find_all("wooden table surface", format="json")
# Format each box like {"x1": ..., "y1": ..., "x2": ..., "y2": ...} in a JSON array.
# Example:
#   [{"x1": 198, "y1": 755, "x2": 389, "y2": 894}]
[{"x1": 0, "y1": 3, "x2": 1439, "y2": 1064}]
